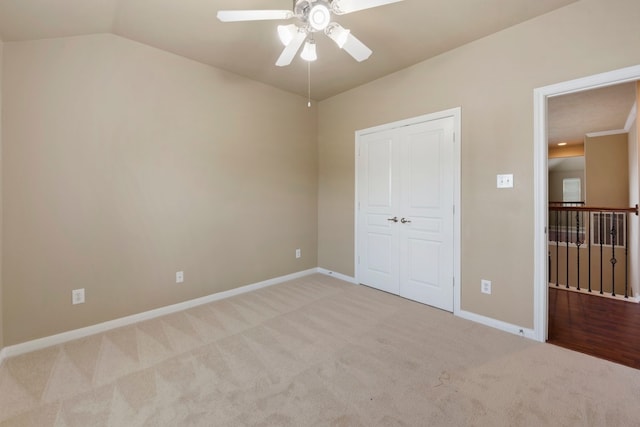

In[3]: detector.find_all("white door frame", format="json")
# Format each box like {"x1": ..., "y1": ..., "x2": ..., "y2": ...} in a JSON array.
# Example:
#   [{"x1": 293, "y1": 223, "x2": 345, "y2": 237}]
[
  {"x1": 354, "y1": 107, "x2": 462, "y2": 314},
  {"x1": 533, "y1": 65, "x2": 640, "y2": 342}
]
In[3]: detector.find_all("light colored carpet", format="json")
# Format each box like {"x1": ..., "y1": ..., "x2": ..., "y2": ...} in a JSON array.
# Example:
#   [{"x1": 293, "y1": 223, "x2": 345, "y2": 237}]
[{"x1": 0, "y1": 274, "x2": 639, "y2": 426}]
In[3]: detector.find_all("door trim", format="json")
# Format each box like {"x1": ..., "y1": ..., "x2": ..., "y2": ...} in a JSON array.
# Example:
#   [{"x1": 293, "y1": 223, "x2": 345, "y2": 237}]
[
  {"x1": 533, "y1": 64, "x2": 640, "y2": 342},
  {"x1": 354, "y1": 107, "x2": 461, "y2": 314}
]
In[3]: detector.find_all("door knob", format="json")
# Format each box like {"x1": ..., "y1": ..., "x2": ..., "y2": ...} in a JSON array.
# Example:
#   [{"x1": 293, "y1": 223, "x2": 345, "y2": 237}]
[
  {"x1": 401, "y1": 218, "x2": 412, "y2": 224},
  {"x1": 387, "y1": 216, "x2": 398, "y2": 223}
]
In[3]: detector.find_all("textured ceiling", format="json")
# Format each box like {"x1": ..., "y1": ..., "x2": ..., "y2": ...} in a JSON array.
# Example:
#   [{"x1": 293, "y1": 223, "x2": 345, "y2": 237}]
[
  {"x1": 548, "y1": 82, "x2": 637, "y2": 146},
  {"x1": 0, "y1": 0, "x2": 579, "y2": 100}
]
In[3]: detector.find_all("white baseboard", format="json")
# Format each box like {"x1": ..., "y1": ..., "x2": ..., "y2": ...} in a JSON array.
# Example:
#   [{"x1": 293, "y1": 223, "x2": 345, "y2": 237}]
[
  {"x1": 316, "y1": 268, "x2": 357, "y2": 284},
  {"x1": 315, "y1": 269, "x2": 537, "y2": 341},
  {"x1": 0, "y1": 267, "x2": 539, "y2": 366},
  {"x1": 0, "y1": 268, "x2": 318, "y2": 365},
  {"x1": 456, "y1": 309, "x2": 537, "y2": 341},
  {"x1": 0, "y1": 347, "x2": 7, "y2": 366}
]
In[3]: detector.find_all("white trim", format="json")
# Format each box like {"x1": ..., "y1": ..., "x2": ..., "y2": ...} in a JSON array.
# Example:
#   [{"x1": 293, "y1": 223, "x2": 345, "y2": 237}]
[
  {"x1": 625, "y1": 101, "x2": 637, "y2": 132},
  {"x1": 354, "y1": 107, "x2": 462, "y2": 315},
  {"x1": 354, "y1": 132, "x2": 360, "y2": 285},
  {"x1": 453, "y1": 110, "x2": 462, "y2": 317},
  {"x1": 580, "y1": 99, "x2": 637, "y2": 138},
  {"x1": 457, "y1": 309, "x2": 536, "y2": 340},
  {"x1": 316, "y1": 268, "x2": 358, "y2": 284},
  {"x1": 585, "y1": 129, "x2": 627, "y2": 138},
  {"x1": 356, "y1": 108, "x2": 461, "y2": 136},
  {"x1": 534, "y1": 64, "x2": 640, "y2": 343},
  {"x1": 0, "y1": 268, "x2": 317, "y2": 364}
]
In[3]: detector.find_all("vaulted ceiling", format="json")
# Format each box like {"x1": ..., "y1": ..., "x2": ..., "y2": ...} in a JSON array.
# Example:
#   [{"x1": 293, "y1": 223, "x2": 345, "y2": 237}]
[
  {"x1": 0, "y1": 0, "x2": 579, "y2": 100},
  {"x1": 1, "y1": 0, "x2": 634, "y2": 143}
]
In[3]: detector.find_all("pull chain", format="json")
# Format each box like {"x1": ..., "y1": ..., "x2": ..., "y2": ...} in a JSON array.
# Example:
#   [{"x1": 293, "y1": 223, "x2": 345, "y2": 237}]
[{"x1": 307, "y1": 60, "x2": 311, "y2": 108}]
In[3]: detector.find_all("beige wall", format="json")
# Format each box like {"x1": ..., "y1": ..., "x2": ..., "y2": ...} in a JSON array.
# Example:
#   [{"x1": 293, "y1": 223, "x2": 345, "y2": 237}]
[
  {"x1": 549, "y1": 169, "x2": 585, "y2": 203},
  {"x1": 317, "y1": 0, "x2": 640, "y2": 328},
  {"x1": 0, "y1": 39, "x2": 3, "y2": 349},
  {"x1": 585, "y1": 133, "x2": 629, "y2": 206},
  {"x1": 2, "y1": 34, "x2": 318, "y2": 345}
]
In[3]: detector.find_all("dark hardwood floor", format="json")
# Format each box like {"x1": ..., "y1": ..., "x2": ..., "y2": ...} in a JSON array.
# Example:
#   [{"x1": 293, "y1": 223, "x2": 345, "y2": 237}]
[{"x1": 548, "y1": 287, "x2": 640, "y2": 369}]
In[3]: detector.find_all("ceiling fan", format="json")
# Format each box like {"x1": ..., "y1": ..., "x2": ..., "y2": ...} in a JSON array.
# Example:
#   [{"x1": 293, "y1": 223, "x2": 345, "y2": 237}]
[{"x1": 217, "y1": 0, "x2": 404, "y2": 67}]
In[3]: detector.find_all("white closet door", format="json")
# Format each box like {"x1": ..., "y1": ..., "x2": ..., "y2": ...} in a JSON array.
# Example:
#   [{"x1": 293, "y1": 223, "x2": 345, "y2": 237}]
[
  {"x1": 357, "y1": 130, "x2": 400, "y2": 295},
  {"x1": 357, "y1": 115, "x2": 455, "y2": 312},
  {"x1": 398, "y1": 118, "x2": 454, "y2": 311}
]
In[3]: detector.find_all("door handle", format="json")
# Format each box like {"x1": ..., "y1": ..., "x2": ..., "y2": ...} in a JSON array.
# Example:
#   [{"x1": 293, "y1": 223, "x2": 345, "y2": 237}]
[
  {"x1": 401, "y1": 218, "x2": 412, "y2": 224},
  {"x1": 387, "y1": 216, "x2": 398, "y2": 223}
]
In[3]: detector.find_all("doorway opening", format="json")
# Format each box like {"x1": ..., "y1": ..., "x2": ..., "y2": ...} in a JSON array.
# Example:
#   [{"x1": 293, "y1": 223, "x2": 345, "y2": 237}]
[{"x1": 534, "y1": 65, "x2": 640, "y2": 344}]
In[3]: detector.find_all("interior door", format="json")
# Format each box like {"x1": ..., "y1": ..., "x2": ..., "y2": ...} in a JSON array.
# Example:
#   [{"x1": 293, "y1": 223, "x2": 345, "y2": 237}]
[
  {"x1": 356, "y1": 130, "x2": 400, "y2": 295},
  {"x1": 357, "y1": 115, "x2": 455, "y2": 312},
  {"x1": 398, "y1": 118, "x2": 454, "y2": 311}
]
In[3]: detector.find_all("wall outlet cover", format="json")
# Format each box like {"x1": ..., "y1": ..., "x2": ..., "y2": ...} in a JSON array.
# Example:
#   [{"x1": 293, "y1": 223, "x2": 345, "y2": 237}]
[
  {"x1": 481, "y1": 280, "x2": 492, "y2": 295},
  {"x1": 72, "y1": 288, "x2": 85, "y2": 305},
  {"x1": 176, "y1": 271, "x2": 184, "y2": 283}
]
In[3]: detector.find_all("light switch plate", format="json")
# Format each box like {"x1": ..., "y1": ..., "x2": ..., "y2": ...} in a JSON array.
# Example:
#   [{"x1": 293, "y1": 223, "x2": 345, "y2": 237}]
[{"x1": 497, "y1": 174, "x2": 514, "y2": 188}]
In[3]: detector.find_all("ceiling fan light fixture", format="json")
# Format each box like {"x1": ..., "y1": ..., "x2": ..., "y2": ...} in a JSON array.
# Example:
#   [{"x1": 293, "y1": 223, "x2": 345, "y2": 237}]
[
  {"x1": 277, "y1": 24, "x2": 299, "y2": 46},
  {"x1": 300, "y1": 40, "x2": 318, "y2": 61},
  {"x1": 325, "y1": 23, "x2": 350, "y2": 48},
  {"x1": 309, "y1": 4, "x2": 331, "y2": 31}
]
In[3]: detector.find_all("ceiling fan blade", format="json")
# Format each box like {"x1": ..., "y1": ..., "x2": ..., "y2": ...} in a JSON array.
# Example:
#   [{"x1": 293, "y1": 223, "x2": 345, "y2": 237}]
[
  {"x1": 332, "y1": 0, "x2": 403, "y2": 14},
  {"x1": 342, "y1": 33, "x2": 373, "y2": 62},
  {"x1": 276, "y1": 31, "x2": 307, "y2": 67},
  {"x1": 217, "y1": 10, "x2": 293, "y2": 22}
]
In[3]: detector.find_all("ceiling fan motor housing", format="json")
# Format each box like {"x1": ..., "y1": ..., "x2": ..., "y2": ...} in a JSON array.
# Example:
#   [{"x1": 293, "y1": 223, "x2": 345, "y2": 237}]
[{"x1": 295, "y1": 0, "x2": 333, "y2": 32}]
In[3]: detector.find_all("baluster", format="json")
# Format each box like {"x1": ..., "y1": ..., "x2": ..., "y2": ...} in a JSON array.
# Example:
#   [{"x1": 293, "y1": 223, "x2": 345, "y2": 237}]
[
  {"x1": 556, "y1": 211, "x2": 560, "y2": 287},
  {"x1": 565, "y1": 209, "x2": 569, "y2": 289},
  {"x1": 575, "y1": 210, "x2": 581, "y2": 291},
  {"x1": 610, "y1": 213, "x2": 617, "y2": 297},
  {"x1": 588, "y1": 211, "x2": 592, "y2": 293},
  {"x1": 625, "y1": 213, "x2": 629, "y2": 298},
  {"x1": 599, "y1": 212, "x2": 604, "y2": 295}
]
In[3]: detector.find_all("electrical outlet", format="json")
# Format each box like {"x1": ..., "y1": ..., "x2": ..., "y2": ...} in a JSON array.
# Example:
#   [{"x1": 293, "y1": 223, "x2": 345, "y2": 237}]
[
  {"x1": 497, "y1": 174, "x2": 514, "y2": 188},
  {"x1": 295, "y1": 249, "x2": 301, "y2": 259},
  {"x1": 176, "y1": 271, "x2": 184, "y2": 284},
  {"x1": 481, "y1": 279, "x2": 492, "y2": 295},
  {"x1": 72, "y1": 288, "x2": 85, "y2": 305}
]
